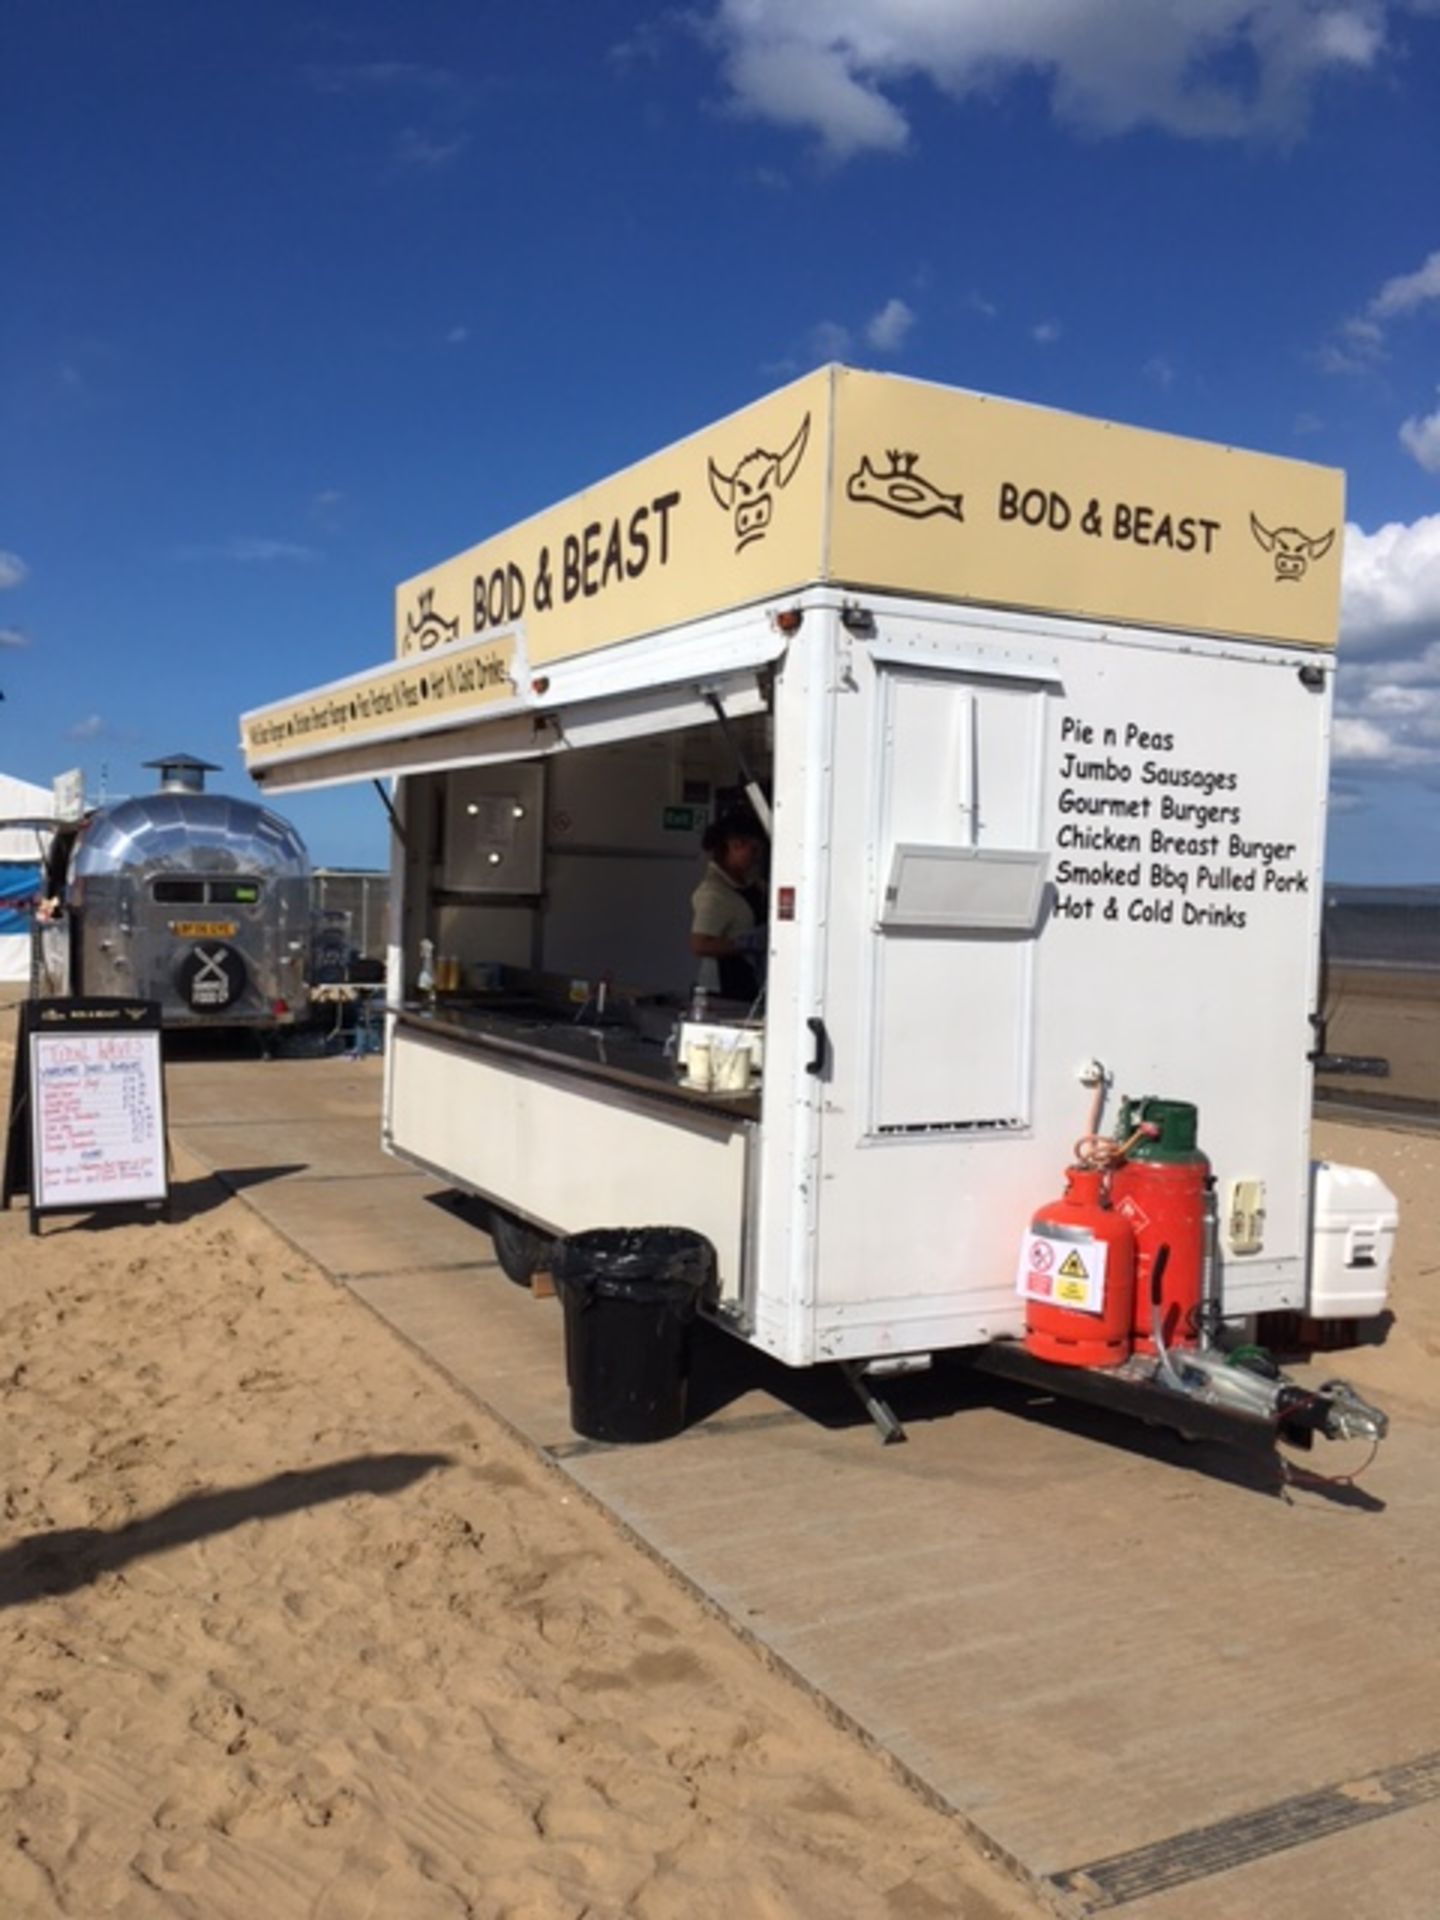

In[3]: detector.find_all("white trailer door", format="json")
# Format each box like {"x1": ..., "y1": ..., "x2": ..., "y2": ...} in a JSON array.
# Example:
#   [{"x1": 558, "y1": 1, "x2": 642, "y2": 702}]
[{"x1": 811, "y1": 646, "x2": 1053, "y2": 1355}]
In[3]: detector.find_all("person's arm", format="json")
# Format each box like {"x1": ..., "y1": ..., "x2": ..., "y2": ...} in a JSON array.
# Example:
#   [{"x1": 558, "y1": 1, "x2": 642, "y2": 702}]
[{"x1": 691, "y1": 884, "x2": 755, "y2": 960}]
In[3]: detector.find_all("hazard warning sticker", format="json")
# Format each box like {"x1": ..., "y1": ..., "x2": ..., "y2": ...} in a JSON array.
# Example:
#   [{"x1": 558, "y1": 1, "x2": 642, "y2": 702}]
[{"x1": 1016, "y1": 1230, "x2": 1107, "y2": 1313}]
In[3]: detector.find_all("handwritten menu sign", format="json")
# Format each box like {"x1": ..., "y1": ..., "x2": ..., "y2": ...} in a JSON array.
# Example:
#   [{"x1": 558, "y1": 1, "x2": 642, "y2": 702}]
[
  {"x1": 32, "y1": 1029, "x2": 166, "y2": 1208},
  {"x1": 3, "y1": 999, "x2": 168, "y2": 1231}
]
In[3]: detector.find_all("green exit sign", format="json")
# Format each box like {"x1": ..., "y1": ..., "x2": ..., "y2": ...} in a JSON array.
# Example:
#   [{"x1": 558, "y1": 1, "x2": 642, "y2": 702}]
[{"x1": 662, "y1": 805, "x2": 703, "y2": 833}]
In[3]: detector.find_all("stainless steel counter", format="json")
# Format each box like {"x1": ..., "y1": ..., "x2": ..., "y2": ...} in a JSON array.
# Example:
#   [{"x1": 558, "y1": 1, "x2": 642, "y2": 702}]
[{"x1": 392, "y1": 1002, "x2": 762, "y2": 1122}]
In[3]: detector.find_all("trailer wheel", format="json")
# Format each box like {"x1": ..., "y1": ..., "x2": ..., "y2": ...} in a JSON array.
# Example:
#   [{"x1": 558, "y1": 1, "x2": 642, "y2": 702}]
[{"x1": 489, "y1": 1207, "x2": 554, "y2": 1287}]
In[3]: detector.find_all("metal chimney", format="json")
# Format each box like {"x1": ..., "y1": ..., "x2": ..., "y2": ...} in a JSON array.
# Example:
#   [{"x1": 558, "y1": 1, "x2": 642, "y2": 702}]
[{"x1": 144, "y1": 753, "x2": 221, "y2": 795}]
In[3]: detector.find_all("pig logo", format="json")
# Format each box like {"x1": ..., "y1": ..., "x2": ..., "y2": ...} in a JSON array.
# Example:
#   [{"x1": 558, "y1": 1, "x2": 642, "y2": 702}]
[
  {"x1": 708, "y1": 413, "x2": 811, "y2": 552},
  {"x1": 1249, "y1": 515, "x2": 1335, "y2": 583}
]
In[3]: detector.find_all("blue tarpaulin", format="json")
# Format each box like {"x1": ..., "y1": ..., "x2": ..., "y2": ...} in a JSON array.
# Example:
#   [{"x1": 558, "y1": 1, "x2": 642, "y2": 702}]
[{"x1": 0, "y1": 863, "x2": 40, "y2": 934}]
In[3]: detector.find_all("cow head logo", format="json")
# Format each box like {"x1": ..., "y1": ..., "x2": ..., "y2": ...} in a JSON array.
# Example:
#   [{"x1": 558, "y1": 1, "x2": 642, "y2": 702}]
[
  {"x1": 708, "y1": 413, "x2": 811, "y2": 552},
  {"x1": 403, "y1": 587, "x2": 460, "y2": 654},
  {"x1": 1249, "y1": 515, "x2": 1335, "y2": 583}
]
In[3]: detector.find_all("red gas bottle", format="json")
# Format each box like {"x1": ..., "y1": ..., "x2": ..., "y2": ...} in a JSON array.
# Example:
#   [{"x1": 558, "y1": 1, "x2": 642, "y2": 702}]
[
  {"x1": 1022, "y1": 1165, "x2": 1136, "y2": 1369},
  {"x1": 1110, "y1": 1096, "x2": 1210, "y2": 1355}
]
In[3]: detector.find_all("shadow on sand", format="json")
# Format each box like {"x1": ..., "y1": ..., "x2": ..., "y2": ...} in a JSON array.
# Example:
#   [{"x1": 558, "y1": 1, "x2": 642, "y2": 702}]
[
  {"x1": 34, "y1": 1165, "x2": 309, "y2": 1234},
  {"x1": 0, "y1": 1451, "x2": 453, "y2": 1609}
]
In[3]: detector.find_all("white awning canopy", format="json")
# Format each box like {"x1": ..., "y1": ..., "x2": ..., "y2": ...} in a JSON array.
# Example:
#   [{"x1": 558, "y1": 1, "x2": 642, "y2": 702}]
[{"x1": 242, "y1": 603, "x2": 790, "y2": 795}]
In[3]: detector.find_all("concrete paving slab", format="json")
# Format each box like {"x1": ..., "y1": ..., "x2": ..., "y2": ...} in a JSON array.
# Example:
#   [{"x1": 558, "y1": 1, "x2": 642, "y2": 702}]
[
  {"x1": 177, "y1": 1117, "x2": 409, "y2": 1185},
  {"x1": 164, "y1": 1055, "x2": 383, "y2": 1128},
  {"x1": 238, "y1": 1172, "x2": 499, "y2": 1280},
  {"x1": 173, "y1": 1055, "x2": 1440, "y2": 1920}
]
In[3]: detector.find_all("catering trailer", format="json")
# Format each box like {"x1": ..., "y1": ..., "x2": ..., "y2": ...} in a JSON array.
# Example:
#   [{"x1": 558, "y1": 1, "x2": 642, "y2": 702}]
[
  {"x1": 57, "y1": 755, "x2": 312, "y2": 1033},
  {"x1": 240, "y1": 366, "x2": 1392, "y2": 1449}
]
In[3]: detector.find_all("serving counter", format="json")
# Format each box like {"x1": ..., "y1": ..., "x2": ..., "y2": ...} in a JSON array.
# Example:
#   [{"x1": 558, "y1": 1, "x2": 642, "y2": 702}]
[
  {"x1": 385, "y1": 1002, "x2": 759, "y2": 1306},
  {"x1": 391, "y1": 1002, "x2": 761, "y2": 1122}
]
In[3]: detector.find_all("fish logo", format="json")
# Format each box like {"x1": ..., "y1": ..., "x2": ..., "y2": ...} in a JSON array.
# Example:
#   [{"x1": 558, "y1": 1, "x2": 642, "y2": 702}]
[{"x1": 847, "y1": 450, "x2": 964, "y2": 523}]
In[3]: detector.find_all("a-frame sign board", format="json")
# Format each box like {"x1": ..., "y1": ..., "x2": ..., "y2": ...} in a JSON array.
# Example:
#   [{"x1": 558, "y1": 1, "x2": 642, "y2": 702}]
[{"x1": 2, "y1": 998, "x2": 169, "y2": 1235}]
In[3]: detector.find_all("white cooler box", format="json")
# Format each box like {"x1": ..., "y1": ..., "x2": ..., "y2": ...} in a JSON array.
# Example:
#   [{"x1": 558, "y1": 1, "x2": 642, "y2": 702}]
[{"x1": 1309, "y1": 1163, "x2": 1398, "y2": 1319}]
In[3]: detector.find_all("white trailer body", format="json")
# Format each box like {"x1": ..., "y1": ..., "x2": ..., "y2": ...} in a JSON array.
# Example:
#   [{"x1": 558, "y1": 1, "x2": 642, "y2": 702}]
[{"x1": 241, "y1": 366, "x2": 1348, "y2": 1374}]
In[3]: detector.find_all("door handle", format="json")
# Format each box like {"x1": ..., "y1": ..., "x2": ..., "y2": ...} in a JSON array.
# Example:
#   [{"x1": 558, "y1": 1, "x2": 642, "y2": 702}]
[{"x1": 806, "y1": 1016, "x2": 830, "y2": 1078}]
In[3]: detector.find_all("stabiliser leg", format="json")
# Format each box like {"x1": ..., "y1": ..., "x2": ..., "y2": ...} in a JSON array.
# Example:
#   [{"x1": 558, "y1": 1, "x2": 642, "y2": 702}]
[{"x1": 841, "y1": 1362, "x2": 907, "y2": 1445}]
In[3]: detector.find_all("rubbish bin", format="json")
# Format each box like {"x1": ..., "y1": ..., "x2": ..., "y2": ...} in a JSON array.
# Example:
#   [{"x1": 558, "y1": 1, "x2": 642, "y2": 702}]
[{"x1": 552, "y1": 1228, "x2": 715, "y2": 1443}]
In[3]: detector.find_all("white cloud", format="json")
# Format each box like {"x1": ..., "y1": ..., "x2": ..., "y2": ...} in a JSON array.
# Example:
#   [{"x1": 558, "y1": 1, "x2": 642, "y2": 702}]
[
  {"x1": 865, "y1": 296, "x2": 915, "y2": 353},
  {"x1": 393, "y1": 128, "x2": 467, "y2": 170},
  {"x1": 302, "y1": 61, "x2": 460, "y2": 98},
  {"x1": 1319, "y1": 247, "x2": 1440, "y2": 374},
  {"x1": 1031, "y1": 319, "x2": 1062, "y2": 346},
  {"x1": 701, "y1": 1, "x2": 1420, "y2": 158},
  {"x1": 309, "y1": 489, "x2": 345, "y2": 532},
  {"x1": 227, "y1": 537, "x2": 317, "y2": 564},
  {"x1": 810, "y1": 318, "x2": 854, "y2": 360},
  {"x1": 609, "y1": 21, "x2": 669, "y2": 72},
  {"x1": 0, "y1": 626, "x2": 28, "y2": 648},
  {"x1": 0, "y1": 550, "x2": 27, "y2": 589},
  {"x1": 1331, "y1": 715, "x2": 1396, "y2": 762},
  {"x1": 178, "y1": 537, "x2": 318, "y2": 565},
  {"x1": 1341, "y1": 514, "x2": 1440, "y2": 657},
  {"x1": 1370, "y1": 248, "x2": 1440, "y2": 321},
  {"x1": 1400, "y1": 395, "x2": 1440, "y2": 474},
  {"x1": 1333, "y1": 512, "x2": 1440, "y2": 765},
  {"x1": 446, "y1": 324, "x2": 470, "y2": 345},
  {"x1": 68, "y1": 714, "x2": 107, "y2": 740},
  {"x1": 721, "y1": 32, "x2": 908, "y2": 158},
  {"x1": 1143, "y1": 354, "x2": 1177, "y2": 388}
]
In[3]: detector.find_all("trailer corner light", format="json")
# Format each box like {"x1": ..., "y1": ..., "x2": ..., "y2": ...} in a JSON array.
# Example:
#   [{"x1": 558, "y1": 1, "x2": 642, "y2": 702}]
[
  {"x1": 466, "y1": 802, "x2": 479, "y2": 816},
  {"x1": 840, "y1": 603, "x2": 875, "y2": 636},
  {"x1": 512, "y1": 805, "x2": 525, "y2": 819},
  {"x1": 531, "y1": 675, "x2": 551, "y2": 695},
  {"x1": 778, "y1": 886, "x2": 796, "y2": 922},
  {"x1": 488, "y1": 851, "x2": 503, "y2": 866},
  {"x1": 271, "y1": 998, "x2": 288, "y2": 1017},
  {"x1": 773, "y1": 609, "x2": 804, "y2": 635},
  {"x1": 1298, "y1": 663, "x2": 1327, "y2": 690}
]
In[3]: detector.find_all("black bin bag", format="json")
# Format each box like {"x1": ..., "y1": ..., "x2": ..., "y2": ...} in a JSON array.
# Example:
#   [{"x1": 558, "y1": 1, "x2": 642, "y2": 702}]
[{"x1": 552, "y1": 1228, "x2": 715, "y2": 1444}]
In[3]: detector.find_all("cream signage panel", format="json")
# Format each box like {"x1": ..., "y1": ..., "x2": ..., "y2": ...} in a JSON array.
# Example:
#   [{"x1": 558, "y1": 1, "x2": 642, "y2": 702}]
[
  {"x1": 243, "y1": 634, "x2": 517, "y2": 768},
  {"x1": 827, "y1": 370, "x2": 1344, "y2": 649},
  {"x1": 394, "y1": 370, "x2": 831, "y2": 667}
]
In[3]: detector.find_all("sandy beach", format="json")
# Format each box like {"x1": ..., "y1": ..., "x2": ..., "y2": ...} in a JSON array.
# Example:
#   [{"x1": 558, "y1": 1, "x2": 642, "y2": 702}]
[
  {"x1": 2, "y1": 987, "x2": 1435, "y2": 1920},
  {"x1": 0, "y1": 1006, "x2": 1031, "y2": 1920}
]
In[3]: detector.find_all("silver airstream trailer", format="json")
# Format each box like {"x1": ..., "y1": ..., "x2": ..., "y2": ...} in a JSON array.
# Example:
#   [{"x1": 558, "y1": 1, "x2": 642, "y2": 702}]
[{"x1": 66, "y1": 754, "x2": 311, "y2": 1031}]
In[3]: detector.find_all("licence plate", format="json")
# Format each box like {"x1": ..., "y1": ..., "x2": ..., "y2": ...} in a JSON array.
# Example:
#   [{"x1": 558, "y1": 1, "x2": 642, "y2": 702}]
[{"x1": 171, "y1": 921, "x2": 237, "y2": 939}]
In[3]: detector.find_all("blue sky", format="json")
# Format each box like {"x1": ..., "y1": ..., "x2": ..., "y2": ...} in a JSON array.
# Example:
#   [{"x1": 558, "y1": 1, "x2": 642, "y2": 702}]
[{"x1": 2, "y1": 0, "x2": 1438, "y2": 876}]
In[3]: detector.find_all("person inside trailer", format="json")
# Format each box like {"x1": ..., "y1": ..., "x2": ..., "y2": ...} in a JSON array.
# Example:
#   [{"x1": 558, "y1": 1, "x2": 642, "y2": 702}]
[{"x1": 689, "y1": 809, "x2": 768, "y2": 1003}]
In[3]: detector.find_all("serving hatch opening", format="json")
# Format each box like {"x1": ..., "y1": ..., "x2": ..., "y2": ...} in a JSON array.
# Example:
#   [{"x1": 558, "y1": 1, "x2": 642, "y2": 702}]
[{"x1": 397, "y1": 709, "x2": 774, "y2": 1015}]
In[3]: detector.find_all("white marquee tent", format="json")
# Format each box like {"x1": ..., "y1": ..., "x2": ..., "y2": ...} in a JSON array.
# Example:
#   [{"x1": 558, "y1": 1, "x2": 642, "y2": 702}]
[{"x1": 0, "y1": 770, "x2": 55, "y2": 985}]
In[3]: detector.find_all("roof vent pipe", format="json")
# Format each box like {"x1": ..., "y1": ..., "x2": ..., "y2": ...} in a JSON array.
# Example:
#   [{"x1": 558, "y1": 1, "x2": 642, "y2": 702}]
[{"x1": 143, "y1": 753, "x2": 221, "y2": 795}]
